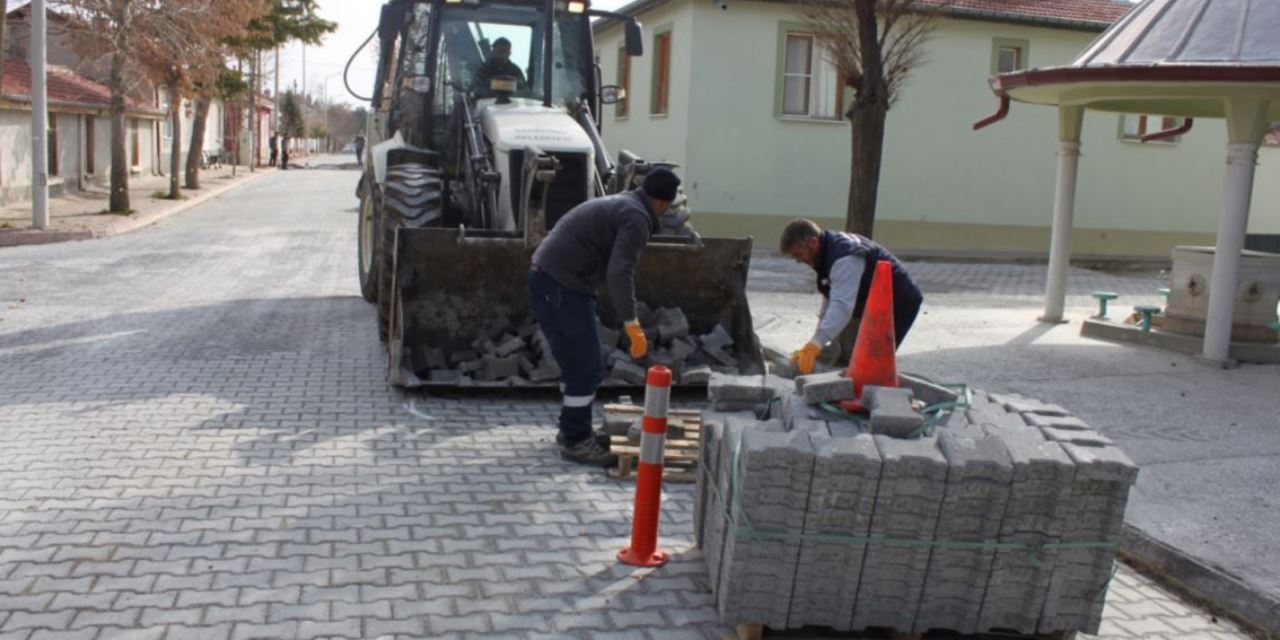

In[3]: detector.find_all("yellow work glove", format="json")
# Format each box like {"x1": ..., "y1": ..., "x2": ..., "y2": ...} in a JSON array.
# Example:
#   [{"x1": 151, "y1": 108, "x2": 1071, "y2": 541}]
[
  {"x1": 790, "y1": 341, "x2": 822, "y2": 375},
  {"x1": 624, "y1": 321, "x2": 648, "y2": 360}
]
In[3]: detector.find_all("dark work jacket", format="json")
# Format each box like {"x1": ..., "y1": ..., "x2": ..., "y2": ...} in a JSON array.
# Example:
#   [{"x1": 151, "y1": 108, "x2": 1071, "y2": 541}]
[
  {"x1": 474, "y1": 57, "x2": 527, "y2": 90},
  {"x1": 532, "y1": 189, "x2": 660, "y2": 322},
  {"x1": 816, "y1": 230, "x2": 920, "y2": 320}
]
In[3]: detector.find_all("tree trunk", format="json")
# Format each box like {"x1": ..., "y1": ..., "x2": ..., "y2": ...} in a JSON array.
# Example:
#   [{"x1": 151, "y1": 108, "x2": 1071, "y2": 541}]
[
  {"x1": 185, "y1": 98, "x2": 211, "y2": 189},
  {"x1": 108, "y1": 52, "x2": 130, "y2": 213},
  {"x1": 168, "y1": 82, "x2": 181, "y2": 199},
  {"x1": 846, "y1": 101, "x2": 888, "y2": 238},
  {"x1": 844, "y1": 0, "x2": 889, "y2": 239}
]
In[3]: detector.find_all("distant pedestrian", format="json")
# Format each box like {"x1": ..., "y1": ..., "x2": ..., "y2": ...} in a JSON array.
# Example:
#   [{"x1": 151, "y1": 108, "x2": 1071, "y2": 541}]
[
  {"x1": 354, "y1": 134, "x2": 366, "y2": 167},
  {"x1": 280, "y1": 136, "x2": 291, "y2": 170},
  {"x1": 268, "y1": 132, "x2": 279, "y2": 168}
]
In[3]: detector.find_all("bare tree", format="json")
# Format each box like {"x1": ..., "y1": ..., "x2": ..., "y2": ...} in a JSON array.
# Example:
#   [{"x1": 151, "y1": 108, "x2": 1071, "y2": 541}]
[
  {"x1": 186, "y1": 65, "x2": 247, "y2": 189},
  {"x1": 1, "y1": 1, "x2": 8, "y2": 101},
  {"x1": 58, "y1": 0, "x2": 256, "y2": 211},
  {"x1": 801, "y1": 0, "x2": 948, "y2": 237}
]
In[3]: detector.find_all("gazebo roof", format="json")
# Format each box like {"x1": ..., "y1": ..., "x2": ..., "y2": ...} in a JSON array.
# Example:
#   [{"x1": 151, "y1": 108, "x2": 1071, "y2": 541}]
[{"x1": 988, "y1": 0, "x2": 1280, "y2": 118}]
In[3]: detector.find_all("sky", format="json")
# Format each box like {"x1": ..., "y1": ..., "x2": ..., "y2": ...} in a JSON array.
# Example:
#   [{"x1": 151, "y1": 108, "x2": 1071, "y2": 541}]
[{"x1": 276, "y1": 0, "x2": 632, "y2": 107}]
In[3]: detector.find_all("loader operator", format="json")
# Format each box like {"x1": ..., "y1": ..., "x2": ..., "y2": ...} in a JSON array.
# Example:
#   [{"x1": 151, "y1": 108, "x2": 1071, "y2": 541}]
[
  {"x1": 474, "y1": 37, "x2": 527, "y2": 96},
  {"x1": 527, "y1": 168, "x2": 682, "y2": 467},
  {"x1": 780, "y1": 219, "x2": 923, "y2": 375}
]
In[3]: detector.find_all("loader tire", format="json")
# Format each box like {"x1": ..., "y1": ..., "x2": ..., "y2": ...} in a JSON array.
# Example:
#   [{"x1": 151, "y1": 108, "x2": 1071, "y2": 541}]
[
  {"x1": 357, "y1": 177, "x2": 381, "y2": 303},
  {"x1": 378, "y1": 162, "x2": 443, "y2": 342}
]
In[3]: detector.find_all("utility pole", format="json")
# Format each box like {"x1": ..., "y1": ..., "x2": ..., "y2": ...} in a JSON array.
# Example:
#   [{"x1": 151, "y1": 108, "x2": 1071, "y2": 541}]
[
  {"x1": 273, "y1": 46, "x2": 281, "y2": 133},
  {"x1": 30, "y1": 0, "x2": 49, "y2": 230}
]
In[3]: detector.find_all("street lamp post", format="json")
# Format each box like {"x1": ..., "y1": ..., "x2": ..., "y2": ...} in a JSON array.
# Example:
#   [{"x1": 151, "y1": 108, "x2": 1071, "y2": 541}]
[
  {"x1": 321, "y1": 72, "x2": 343, "y2": 153},
  {"x1": 30, "y1": 0, "x2": 49, "y2": 230}
]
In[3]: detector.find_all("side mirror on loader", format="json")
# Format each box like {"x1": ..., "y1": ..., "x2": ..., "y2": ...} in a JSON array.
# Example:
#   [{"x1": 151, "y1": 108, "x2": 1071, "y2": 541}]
[
  {"x1": 624, "y1": 20, "x2": 644, "y2": 57},
  {"x1": 600, "y1": 86, "x2": 626, "y2": 105}
]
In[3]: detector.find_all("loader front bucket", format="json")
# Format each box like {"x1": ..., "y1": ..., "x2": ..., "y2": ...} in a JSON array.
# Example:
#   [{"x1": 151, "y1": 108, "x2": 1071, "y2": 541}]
[{"x1": 386, "y1": 227, "x2": 763, "y2": 388}]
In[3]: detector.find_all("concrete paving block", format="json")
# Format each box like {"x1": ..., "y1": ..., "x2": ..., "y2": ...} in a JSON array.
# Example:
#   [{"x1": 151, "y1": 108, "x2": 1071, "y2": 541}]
[
  {"x1": 773, "y1": 391, "x2": 816, "y2": 429},
  {"x1": 605, "y1": 348, "x2": 630, "y2": 368},
  {"x1": 864, "y1": 386, "x2": 924, "y2": 437},
  {"x1": 472, "y1": 335, "x2": 498, "y2": 356},
  {"x1": 494, "y1": 336, "x2": 526, "y2": 357},
  {"x1": 900, "y1": 373, "x2": 960, "y2": 407},
  {"x1": 1040, "y1": 443, "x2": 1138, "y2": 635},
  {"x1": 917, "y1": 431, "x2": 1013, "y2": 634},
  {"x1": 712, "y1": 401, "x2": 767, "y2": 415},
  {"x1": 457, "y1": 358, "x2": 484, "y2": 374},
  {"x1": 704, "y1": 416, "x2": 750, "y2": 598},
  {"x1": 611, "y1": 361, "x2": 647, "y2": 386},
  {"x1": 602, "y1": 409, "x2": 634, "y2": 437},
  {"x1": 852, "y1": 434, "x2": 948, "y2": 632},
  {"x1": 701, "y1": 324, "x2": 734, "y2": 350},
  {"x1": 990, "y1": 393, "x2": 1071, "y2": 417},
  {"x1": 424, "y1": 348, "x2": 448, "y2": 370},
  {"x1": 670, "y1": 336, "x2": 699, "y2": 362},
  {"x1": 650, "y1": 348, "x2": 686, "y2": 378},
  {"x1": 708, "y1": 373, "x2": 768, "y2": 403},
  {"x1": 827, "y1": 421, "x2": 865, "y2": 438},
  {"x1": 625, "y1": 418, "x2": 644, "y2": 442},
  {"x1": 427, "y1": 370, "x2": 460, "y2": 384},
  {"x1": 598, "y1": 324, "x2": 620, "y2": 350},
  {"x1": 480, "y1": 355, "x2": 520, "y2": 381},
  {"x1": 448, "y1": 349, "x2": 479, "y2": 366},
  {"x1": 518, "y1": 354, "x2": 537, "y2": 377},
  {"x1": 681, "y1": 365, "x2": 712, "y2": 385},
  {"x1": 710, "y1": 365, "x2": 741, "y2": 376},
  {"x1": 703, "y1": 343, "x2": 738, "y2": 368},
  {"x1": 1040, "y1": 427, "x2": 1114, "y2": 446},
  {"x1": 789, "y1": 433, "x2": 881, "y2": 630},
  {"x1": 977, "y1": 428, "x2": 1076, "y2": 635},
  {"x1": 657, "y1": 307, "x2": 691, "y2": 343},
  {"x1": 718, "y1": 430, "x2": 816, "y2": 629},
  {"x1": 1023, "y1": 414, "x2": 1091, "y2": 430},
  {"x1": 791, "y1": 418, "x2": 831, "y2": 439},
  {"x1": 797, "y1": 371, "x2": 855, "y2": 405},
  {"x1": 768, "y1": 354, "x2": 797, "y2": 379}
]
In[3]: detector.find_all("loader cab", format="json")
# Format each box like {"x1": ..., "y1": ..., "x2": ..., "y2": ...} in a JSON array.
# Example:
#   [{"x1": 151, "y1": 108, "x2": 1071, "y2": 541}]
[{"x1": 372, "y1": 0, "x2": 643, "y2": 233}]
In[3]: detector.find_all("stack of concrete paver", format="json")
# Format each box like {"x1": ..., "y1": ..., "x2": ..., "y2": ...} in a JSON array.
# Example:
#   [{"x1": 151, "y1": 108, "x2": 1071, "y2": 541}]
[
  {"x1": 696, "y1": 374, "x2": 1138, "y2": 636},
  {"x1": 417, "y1": 305, "x2": 741, "y2": 385}
]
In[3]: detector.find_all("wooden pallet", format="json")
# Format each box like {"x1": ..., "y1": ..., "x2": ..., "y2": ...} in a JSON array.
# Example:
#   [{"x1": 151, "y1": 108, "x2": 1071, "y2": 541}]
[
  {"x1": 604, "y1": 404, "x2": 702, "y2": 484},
  {"x1": 729, "y1": 624, "x2": 1076, "y2": 640}
]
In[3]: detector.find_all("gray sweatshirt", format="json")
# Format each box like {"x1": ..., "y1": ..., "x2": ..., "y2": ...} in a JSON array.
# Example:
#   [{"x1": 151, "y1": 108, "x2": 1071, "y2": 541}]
[{"x1": 531, "y1": 188, "x2": 659, "y2": 321}]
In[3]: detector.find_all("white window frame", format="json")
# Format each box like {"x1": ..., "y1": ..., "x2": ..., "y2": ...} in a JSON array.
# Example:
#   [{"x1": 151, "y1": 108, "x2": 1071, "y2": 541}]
[{"x1": 779, "y1": 29, "x2": 840, "y2": 121}]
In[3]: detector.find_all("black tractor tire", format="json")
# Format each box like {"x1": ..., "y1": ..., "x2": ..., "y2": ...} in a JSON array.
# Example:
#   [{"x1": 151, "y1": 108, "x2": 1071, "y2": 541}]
[
  {"x1": 357, "y1": 177, "x2": 381, "y2": 304},
  {"x1": 377, "y1": 161, "x2": 444, "y2": 342}
]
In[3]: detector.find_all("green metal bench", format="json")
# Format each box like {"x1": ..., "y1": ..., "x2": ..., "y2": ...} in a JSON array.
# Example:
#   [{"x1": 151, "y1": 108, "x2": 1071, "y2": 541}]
[
  {"x1": 1091, "y1": 291, "x2": 1120, "y2": 318},
  {"x1": 1134, "y1": 305, "x2": 1162, "y2": 332}
]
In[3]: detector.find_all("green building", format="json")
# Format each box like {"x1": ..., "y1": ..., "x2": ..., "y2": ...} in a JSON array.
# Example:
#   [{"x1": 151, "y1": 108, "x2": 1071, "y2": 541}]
[{"x1": 593, "y1": 0, "x2": 1280, "y2": 258}]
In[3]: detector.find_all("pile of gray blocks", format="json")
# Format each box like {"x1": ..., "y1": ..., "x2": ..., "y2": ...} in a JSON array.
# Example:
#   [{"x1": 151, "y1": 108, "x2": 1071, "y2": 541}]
[
  {"x1": 416, "y1": 306, "x2": 742, "y2": 386},
  {"x1": 696, "y1": 376, "x2": 1138, "y2": 636}
]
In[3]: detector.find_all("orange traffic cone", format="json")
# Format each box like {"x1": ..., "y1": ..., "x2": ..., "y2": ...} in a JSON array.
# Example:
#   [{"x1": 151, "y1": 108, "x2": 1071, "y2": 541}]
[{"x1": 839, "y1": 260, "x2": 898, "y2": 413}]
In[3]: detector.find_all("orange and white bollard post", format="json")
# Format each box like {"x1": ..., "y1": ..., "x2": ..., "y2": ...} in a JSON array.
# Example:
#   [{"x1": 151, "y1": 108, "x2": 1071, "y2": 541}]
[{"x1": 618, "y1": 365, "x2": 672, "y2": 567}]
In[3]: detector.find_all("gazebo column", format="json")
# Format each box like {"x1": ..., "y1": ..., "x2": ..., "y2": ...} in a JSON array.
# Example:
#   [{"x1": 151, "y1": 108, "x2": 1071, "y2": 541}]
[
  {"x1": 1040, "y1": 105, "x2": 1085, "y2": 324},
  {"x1": 1203, "y1": 97, "x2": 1270, "y2": 363}
]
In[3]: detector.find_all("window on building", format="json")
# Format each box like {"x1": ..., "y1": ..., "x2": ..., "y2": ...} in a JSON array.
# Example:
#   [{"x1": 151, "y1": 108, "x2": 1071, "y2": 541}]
[
  {"x1": 780, "y1": 31, "x2": 840, "y2": 119},
  {"x1": 651, "y1": 30, "x2": 671, "y2": 115},
  {"x1": 1121, "y1": 114, "x2": 1180, "y2": 142},
  {"x1": 47, "y1": 115, "x2": 60, "y2": 177},
  {"x1": 616, "y1": 46, "x2": 631, "y2": 119},
  {"x1": 131, "y1": 119, "x2": 141, "y2": 167},
  {"x1": 991, "y1": 38, "x2": 1030, "y2": 74}
]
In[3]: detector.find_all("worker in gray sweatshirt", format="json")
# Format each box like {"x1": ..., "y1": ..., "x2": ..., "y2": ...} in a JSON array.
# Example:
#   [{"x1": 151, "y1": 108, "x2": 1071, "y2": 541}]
[{"x1": 528, "y1": 169, "x2": 682, "y2": 466}]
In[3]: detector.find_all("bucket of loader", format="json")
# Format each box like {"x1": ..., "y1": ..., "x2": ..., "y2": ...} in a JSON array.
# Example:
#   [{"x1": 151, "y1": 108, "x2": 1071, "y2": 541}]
[{"x1": 385, "y1": 227, "x2": 764, "y2": 388}]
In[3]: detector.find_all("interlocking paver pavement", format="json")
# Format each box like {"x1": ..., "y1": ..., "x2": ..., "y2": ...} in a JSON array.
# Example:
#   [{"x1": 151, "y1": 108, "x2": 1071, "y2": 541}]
[{"x1": 0, "y1": 169, "x2": 1254, "y2": 639}]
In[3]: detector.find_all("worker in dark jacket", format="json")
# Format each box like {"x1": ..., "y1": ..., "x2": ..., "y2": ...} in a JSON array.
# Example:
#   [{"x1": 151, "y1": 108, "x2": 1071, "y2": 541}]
[
  {"x1": 780, "y1": 219, "x2": 923, "y2": 374},
  {"x1": 528, "y1": 169, "x2": 681, "y2": 466},
  {"x1": 474, "y1": 37, "x2": 527, "y2": 96}
]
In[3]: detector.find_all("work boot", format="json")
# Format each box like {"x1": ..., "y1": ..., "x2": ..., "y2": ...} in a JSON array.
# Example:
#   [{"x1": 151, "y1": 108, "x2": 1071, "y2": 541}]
[
  {"x1": 560, "y1": 436, "x2": 618, "y2": 467},
  {"x1": 555, "y1": 431, "x2": 611, "y2": 450}
]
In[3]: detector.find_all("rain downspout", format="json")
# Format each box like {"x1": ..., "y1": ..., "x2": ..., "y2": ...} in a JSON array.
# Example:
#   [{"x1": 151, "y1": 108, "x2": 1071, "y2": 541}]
[
  {"x1": 973, "y1": 94, "x2": 1010, "y2": 130},
  {"x1": 1140, "y1": 118, "x2": 1194, "y2": 143}
]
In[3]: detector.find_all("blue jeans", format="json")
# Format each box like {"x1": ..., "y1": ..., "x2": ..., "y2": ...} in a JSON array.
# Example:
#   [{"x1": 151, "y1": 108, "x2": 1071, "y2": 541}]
[{"x1": 527, "y1": 270, "x2": 603, "y2": 446}]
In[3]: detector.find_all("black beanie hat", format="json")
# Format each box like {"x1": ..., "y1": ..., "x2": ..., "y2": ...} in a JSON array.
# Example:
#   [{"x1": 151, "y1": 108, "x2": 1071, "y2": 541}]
[{"x1": 642, "y1": 168, "x2": 681, "y2": 202}]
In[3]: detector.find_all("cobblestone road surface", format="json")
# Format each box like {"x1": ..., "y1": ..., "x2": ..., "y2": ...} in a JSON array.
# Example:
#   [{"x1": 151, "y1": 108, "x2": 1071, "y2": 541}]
[{"x1": 0, "y1": 170, "x2": 1251, "y2": 639}]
